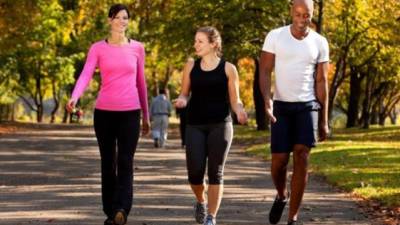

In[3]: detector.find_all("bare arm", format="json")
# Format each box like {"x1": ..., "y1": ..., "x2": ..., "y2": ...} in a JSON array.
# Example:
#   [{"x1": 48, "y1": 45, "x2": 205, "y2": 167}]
[
  {"x1": 259, "y1": 51, "x2": 276, "y2": 122},
  {"x1": 175, "y1": 58, "x2": 194, "y2": 108},
  {"x1": 226, "y1": 62, "x2": 248, "y2": 124},
  {"x1": 226, "y1": 62, "x2": 242, "y2": 113},
  {"x1": 315, "y1": 61, "x2": 329, "y2": 141}
]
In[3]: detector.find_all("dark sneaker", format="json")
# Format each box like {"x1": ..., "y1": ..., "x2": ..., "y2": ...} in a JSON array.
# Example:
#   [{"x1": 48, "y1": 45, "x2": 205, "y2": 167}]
[
  {"x1": 287, "y1": 220, "x2": 298, "y2": 225},
  {"x1": 104, "y1": 218, "x2": 114, "y2": 225},
  {"x1": 194, "y1": 202, "x2": 207, "y2": 224},
  {"x1": 204, "y1": 214, "x2": 216, "y2": 225},
  {"x1": 113, "y1": 209, "x2": 127, "y2": 225},
  {"x1": 269, "y1": 193, "x2": 289, "y2": 224},
  {"x1": 154, "y1": 138, "x2": 159, "y2": 148}
]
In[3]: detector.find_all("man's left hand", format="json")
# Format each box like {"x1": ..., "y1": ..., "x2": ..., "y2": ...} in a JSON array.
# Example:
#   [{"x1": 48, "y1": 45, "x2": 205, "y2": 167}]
[{"x1": 318, "y1": 123, "x2": 329, "y2": 141}]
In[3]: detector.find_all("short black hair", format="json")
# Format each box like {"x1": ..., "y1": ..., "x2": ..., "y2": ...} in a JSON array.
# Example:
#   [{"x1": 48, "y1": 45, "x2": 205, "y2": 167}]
[
  {"x1": 159, "y1": 88, "x2": 166, "y2": 95},
  {"x1": 108, "y1": 4, "x2": 130, "y2": 19}
]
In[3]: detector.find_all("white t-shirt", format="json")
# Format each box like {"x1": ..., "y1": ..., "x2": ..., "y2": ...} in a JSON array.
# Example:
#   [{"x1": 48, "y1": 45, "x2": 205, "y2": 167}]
[{"x1": 262, "y1": 25, "x2": 329, "y2": 102}]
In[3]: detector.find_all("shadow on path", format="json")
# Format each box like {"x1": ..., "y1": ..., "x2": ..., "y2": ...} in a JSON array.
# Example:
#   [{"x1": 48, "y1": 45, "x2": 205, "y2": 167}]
[{"x1": 0, "y1": 125, "x2": 376, "y2": 225}]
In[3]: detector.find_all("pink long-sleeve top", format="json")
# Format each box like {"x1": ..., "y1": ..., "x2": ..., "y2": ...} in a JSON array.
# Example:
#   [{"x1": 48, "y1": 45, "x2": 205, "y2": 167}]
[{"x1": 71, "y1": 40, "x2": 149, "y2": 120}]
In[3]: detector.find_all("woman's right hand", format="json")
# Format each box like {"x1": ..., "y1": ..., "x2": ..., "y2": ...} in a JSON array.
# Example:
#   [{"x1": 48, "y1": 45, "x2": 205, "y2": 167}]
[
  {"x1": 174, "y1": 97, "x2": 187, "y2": 108},
  {"x1": 66, "y1": 99, "x2": 76, "y2": 113}
]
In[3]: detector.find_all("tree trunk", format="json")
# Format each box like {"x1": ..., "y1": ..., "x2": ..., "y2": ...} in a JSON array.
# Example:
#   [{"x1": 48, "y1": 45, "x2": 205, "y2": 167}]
[
  {"x1": 315, "y1": 0, "x2": 324, "y2": 33},
  {"x1": 162, "y1": 65, "x2": 173, "y2": 90},
  {"x1": 0, "y1": 104, "x2": 4, "y2": 122},
  {"x1": 378, "y1": 115, "x2": 385, "y2": 126},
  {"x1": 151, "y1": 70, "x2": 158, "y2": 96},
  {"x1": 34, "y1": 71, "x2": 45, "y2": 123},
  {"x1": 328, "y1": 57, "x2": 346, "y2": 122},
  {"x1": 378, "y1": 102, "x2": 386, "y2": 126},
  {"x1": 50, "y1": 101, "x2": 59, "y2": 123},
  {"x1": 253, "y1": 58, "x2": 268, "y2": 130},
  {"x1": 11, "y1": 102, "x2": 15, "y2": 121},
  {"x1": 346, "y1": 68, "x2": 362, "y2": 128},
  {"x1": 370, "y1": 104, "x2": 379, "y2": 124},
  {"x1": 62, "y1": 107, "x2": 68, "y2": 123},
  {"x1": 36, "y1": 104, "x2": 43, "y2": 123},
  {"x1": 50, "y1": 79, "x2": 59, "y2": 123},
  {"x1": 361, "y1": 76, "x2": 372, "y2": 129},
  {"x1": 5, "y1": 104, "x2": 10, "y2": 121},
  {"x1": 389, "y1": 108, "x2": 397, "y2": 125}
]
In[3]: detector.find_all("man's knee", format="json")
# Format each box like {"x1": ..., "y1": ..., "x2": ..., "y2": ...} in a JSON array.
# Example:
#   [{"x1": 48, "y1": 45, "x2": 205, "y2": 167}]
[
  {"x1": 271, "y1": 153, "x2": 290, "y2": 169},
  {"x1": 293, "y1": 144, "x2": 310, "y2": 161}
]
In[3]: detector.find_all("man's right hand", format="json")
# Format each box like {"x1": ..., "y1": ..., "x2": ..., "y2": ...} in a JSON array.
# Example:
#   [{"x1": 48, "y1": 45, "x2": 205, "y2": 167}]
[
  {"x1": 265, "y1": 99, "x2": 277, "y2": 123},
  {"x1": 66, "y1": 99, "x2": 76, "y2": 113}
]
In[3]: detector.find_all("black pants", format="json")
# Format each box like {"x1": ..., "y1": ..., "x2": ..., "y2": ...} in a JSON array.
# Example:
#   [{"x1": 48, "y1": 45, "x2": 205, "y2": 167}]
[
  {"x1": 94, "y1": 109, "x2": 140, "y2": 218},
  {"x1": 185, "y1": 122, "x2": 233, "y2": 185}
]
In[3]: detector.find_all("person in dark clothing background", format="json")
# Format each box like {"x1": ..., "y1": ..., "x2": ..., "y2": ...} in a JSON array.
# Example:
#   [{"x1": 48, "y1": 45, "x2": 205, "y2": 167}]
[{"x1": 176, "y1": 106, "x2": 187, "y2": 148}]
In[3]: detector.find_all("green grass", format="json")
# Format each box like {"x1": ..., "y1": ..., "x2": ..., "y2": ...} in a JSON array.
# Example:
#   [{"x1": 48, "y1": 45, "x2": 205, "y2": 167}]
[
  {"x1": 234, "y1": 125, "x2": 271, "y2": 159},
  {"x1": 234, "y1": 124, "x2": 400, "y2": 207}
]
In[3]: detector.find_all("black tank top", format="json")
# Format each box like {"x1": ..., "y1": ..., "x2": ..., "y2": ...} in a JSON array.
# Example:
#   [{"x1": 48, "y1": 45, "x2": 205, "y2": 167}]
[{"x1": 187, "y1": 58, "x2": 232, "y2": 125}]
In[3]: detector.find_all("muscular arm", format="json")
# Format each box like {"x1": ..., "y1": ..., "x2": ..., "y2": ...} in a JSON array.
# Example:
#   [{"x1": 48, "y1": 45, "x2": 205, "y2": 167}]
[
  {"x1": 259, "y1": 51, "x2": 276, "y2": 122},
  {"x1": 315, "y1": 61, "x2": 329, "y2": 141}
]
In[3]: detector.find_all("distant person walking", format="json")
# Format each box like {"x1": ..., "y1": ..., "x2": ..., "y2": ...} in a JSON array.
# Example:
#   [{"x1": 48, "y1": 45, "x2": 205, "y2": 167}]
[
  {"x1": 176, "y1": 106, "x2": 187, "y2": 148},
  {"x1": 66, "y1": 4, "x2": 149, "y2": 225},
  {"x1": 150, "y1": 88, "x2": 172, "y2": 148}
]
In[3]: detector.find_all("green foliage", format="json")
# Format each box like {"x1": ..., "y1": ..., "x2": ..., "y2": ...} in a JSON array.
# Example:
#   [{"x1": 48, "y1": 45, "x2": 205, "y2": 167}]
[
  {"x1": 325, "y1": 0, "x2": 400, "y2": 126},
  {"x1": 0, "y1": 0, "x2": 398, "y2": 123}
]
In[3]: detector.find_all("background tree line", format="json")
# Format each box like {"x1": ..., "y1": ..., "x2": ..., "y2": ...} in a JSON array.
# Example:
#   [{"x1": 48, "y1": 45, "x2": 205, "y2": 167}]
[{"x1": 0, "y1": 0, "x2": 398, "y2": 129}]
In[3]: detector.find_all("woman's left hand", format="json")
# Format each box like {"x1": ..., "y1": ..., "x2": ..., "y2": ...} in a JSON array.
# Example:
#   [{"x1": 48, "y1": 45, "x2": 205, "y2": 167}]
[
  {"x1": 236, "y1": 107, "x2": 248, "y2": 125},
  {"x1": 141, "y1": 119, "x2": 150, "y2": 136}
]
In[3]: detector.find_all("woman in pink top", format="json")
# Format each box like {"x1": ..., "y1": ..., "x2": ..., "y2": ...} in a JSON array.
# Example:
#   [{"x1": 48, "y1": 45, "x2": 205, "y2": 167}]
[{"x1": 66, "y1": 4, "x2": 149, "y2": 225}]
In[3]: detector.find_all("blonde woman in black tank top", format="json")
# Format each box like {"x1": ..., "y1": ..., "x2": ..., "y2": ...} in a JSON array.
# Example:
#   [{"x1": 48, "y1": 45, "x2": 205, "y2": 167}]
[{"x1": 174, "y1": 26, "x2": 248, "y2": 225}]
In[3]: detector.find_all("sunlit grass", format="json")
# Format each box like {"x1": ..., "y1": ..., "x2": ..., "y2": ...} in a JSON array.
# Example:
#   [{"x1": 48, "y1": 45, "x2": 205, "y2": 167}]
[
  {"x1": 234, "y1": 125, "x2": 270, "y2": 159},
  {"x1": 234, "y1": 124, "x2": 400, "y2": 207}
]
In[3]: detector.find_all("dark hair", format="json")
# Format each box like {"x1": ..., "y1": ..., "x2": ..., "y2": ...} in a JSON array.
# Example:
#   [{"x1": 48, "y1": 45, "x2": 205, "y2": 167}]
[
  {"x1": 108, "y1": 4, "x2": 130, "y2": 19},
  {"x1": 196, "y1": 26, "x2": 222, "y2": 57},
  {"x1": 159, "y1": 88, "x2": 166, "y2": 95}
]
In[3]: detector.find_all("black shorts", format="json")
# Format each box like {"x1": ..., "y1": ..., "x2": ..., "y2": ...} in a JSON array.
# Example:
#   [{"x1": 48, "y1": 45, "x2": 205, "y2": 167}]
[{"x1": 270, "y1": 100, "x2": 320, "y2": 153}]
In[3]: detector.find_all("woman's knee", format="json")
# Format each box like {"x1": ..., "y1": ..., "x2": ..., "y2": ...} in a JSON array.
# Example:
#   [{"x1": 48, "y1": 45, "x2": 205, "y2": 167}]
[{"x1": 188, "y1": 173, "x2": 205, "y2": 185}]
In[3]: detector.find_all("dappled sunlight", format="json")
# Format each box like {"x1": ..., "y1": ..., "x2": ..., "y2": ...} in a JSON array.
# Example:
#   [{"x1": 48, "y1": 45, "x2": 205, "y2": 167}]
[
  {"x1": 311, "y1": 140, "x2": 400, "y2": 207},
  {"x1": 0, "y1": 125, "x2": 380, "y2": 224},
  {"x1": 236, "y1": 123, "x2": 400, "y2": 224},
  {"x1": 355, "y1": 187, "x2": 400, "y2": 207}
]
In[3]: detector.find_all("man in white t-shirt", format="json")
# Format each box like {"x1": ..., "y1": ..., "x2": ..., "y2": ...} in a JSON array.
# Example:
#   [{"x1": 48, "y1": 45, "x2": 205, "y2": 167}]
[{"x1": 259, "y1": 0, "x2": 329, "y2": 225}]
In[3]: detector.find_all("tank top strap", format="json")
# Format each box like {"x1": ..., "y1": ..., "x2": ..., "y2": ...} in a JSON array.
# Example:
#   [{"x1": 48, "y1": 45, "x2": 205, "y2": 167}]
[
  {"x1": 216, "y1": 58, "x2": 226, "y2": 73},
  {"x1": 194, "y1": 58, "x2": 201, "y2": 69}
]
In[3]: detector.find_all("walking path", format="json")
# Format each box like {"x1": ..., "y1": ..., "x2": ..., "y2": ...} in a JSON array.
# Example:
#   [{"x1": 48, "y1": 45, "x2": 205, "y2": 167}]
[{"x1": 0, "y1": 124, "x2": 379, "y2": 224}]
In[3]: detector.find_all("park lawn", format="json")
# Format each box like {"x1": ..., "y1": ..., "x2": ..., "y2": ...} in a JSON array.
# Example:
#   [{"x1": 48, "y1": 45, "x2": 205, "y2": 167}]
[{"x1": 234, "y1": 125, "x2": 400, "y2": 207}]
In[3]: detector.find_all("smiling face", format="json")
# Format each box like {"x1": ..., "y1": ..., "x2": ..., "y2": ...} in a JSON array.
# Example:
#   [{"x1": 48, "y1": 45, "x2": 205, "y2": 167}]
[
  {"x1": 291, "y1": 0, "x2": 313, "y2": 33},
  {"x1": 194, "y1": 32, "x2": 217, "y2": 57},
  {"x1": 108, "y1": 9, "x2": 129, "y2": 33}
]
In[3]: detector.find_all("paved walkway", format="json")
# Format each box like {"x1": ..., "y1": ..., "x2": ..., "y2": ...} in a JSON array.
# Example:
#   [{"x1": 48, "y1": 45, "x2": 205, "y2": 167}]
[{"x1": 0, "y1": 124, "x2": 378, "y2": 225}]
